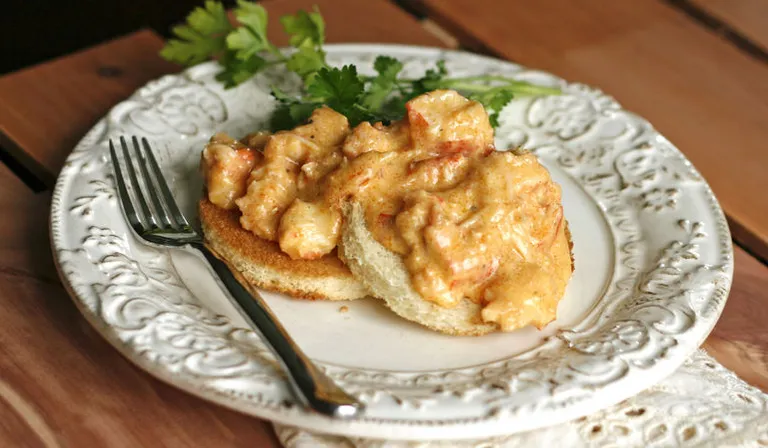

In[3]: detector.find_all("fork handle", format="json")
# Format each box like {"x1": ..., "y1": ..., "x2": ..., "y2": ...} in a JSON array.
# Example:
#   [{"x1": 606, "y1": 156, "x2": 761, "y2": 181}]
[{"x1": 193, "y1": 243, "x2": 364, "y2": 418}]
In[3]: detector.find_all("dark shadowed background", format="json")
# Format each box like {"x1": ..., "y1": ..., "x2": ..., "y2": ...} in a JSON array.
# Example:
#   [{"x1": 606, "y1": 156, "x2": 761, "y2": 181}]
[{"x1": 0, "y1": 0, "x2": 238, "y2": 75}]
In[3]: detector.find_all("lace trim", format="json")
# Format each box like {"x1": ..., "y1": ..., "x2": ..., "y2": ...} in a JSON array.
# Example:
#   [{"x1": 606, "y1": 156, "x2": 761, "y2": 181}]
[{"x1": 275, "y1": 350, "x2": 768, "y2": 447}]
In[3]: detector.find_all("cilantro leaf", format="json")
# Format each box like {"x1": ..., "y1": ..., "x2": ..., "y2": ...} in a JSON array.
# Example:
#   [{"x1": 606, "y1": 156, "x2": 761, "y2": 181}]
[
  {"x1": 307, "y1": 65, "x2": 364, "y2": 105},
  {"x1": 305, "y1": 66, "x2": 371, "y2": 125},
  {"x1": 286, "y1": 40, "x2": 327, "y2": 80},
  {"x1": 226, "y1": 28, "x2": 267, "y2": 60},
  {"x1": 361, "y1": 56, "x2": 404, "y2": 110},
  {"x1": 281, "y1": 7, "x2": 327, "y2": 80},
  {"x1": 233, "y1": 0, "x2": 268, "y2": 36},
  {"x1": 160, "y1": 1, "x2": 232, "y2": 65},
  {"x1": 186, "y1": 1, "x2": 231, "y2": 34},
  {"x1": 413, "y1": 59, "x2": 448, "y2": 94},
  {"x1": 470, "y1": 89, "x2": 515, "y2": 127},
  {"x1": 377, "y1": 96, "x2": 409, "y2": 122},
  {"x1": 226, "y1": 1, "x2": 271, "y2": 60},
  {"x1": 269, "y1": 86, "x2": 323, "y2": 130},
  {"x1": 270, "y1": 102, "x2": 321, "y2": 131},
  {"x1": 426, "y1": 60, "x2": 448, "y2": 79},
  {"x1": 216, "y1": 51, "x2": 269, "y2": 88},
  {"x1": 374, "y1": 55, "x2": 404, "y2": 79},
  {"x1": 281, "y1": 8, "x2": 325, "y2": 47}
]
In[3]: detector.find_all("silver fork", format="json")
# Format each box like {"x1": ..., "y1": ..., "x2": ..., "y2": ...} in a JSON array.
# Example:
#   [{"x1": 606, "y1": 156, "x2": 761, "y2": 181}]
[{"x1": 109, "y1": 136, "x2": 363, "y2": 418}]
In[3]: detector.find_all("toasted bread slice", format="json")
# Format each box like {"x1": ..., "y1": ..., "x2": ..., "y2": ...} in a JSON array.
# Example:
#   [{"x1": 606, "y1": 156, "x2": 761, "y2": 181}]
[
  {"x1": 199, "y1": 198, "x2": 369, "y2": 301},
  {"x1": 339, "y1": 202, "x2": 573, "y2": 336}
]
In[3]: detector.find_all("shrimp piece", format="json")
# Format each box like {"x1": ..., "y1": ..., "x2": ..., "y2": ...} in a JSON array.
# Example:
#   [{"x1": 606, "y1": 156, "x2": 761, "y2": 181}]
[
  {"x1": 201, "y1": 133, "x2": 261, "y2": 210},
  {"x1": 405, "y1": 89, "x2": 494, "y2": 154},
  {"x1": 278, "y1": 199, "x2": 341, "y2": 259},
  {"x1": 343, "y1": 120, "x2": 410, "y2": 159},
  {"x1": 236, "y1": 107, "x2": 350, "y2": 241}
]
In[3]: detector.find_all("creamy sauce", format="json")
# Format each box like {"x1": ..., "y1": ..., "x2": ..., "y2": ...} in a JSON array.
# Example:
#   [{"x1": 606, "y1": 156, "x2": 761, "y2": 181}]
[{"x1": 202, "y1": 90, "x2": 572, "y2": 331}]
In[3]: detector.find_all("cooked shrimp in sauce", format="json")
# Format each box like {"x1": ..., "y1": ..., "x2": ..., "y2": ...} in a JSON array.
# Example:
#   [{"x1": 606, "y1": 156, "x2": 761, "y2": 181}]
[{"x1": 201, "y1": 90, "x2": 572, "y2": 331}]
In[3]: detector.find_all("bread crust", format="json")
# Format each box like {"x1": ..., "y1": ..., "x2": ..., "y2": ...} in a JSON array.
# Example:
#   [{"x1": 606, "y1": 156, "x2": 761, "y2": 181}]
[{"x1": 199, "y1": 198, "x2": 369, "y2": 301}]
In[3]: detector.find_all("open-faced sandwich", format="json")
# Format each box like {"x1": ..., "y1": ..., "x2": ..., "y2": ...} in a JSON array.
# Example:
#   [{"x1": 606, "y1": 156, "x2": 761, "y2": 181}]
[{"x1": 199, "y1": 90, "x2": 573, "y2": 335}]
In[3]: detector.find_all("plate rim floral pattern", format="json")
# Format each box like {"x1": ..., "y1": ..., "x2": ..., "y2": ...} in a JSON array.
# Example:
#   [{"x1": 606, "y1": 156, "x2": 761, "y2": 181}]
[{"x1": 49, "y1": 44, "x2": 733, "y2": 440}]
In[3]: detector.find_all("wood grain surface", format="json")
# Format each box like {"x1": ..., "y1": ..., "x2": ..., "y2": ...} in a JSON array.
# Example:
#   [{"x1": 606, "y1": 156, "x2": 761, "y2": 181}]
[
  {"x1": 691, "y1": 0, "x2": 768, "y2": 51},
  {"x1": 0, "y1": 0, "x2": 766, "y2": 446},
  {"x1": 408, "y1": 0, "x2": 768, "y2": 262},
  {"x1": 262, "y1": 0, "x2": 451, "y2": 48},
  {"x1": 0, "y1": 165, "x2": 282, "y2": 447},
  {"x1": 0, "y1": 166, "x2": 53, "y2": 281},
  {"x1": 0, "y1": 31, "x2": 177, "y2": 186}
]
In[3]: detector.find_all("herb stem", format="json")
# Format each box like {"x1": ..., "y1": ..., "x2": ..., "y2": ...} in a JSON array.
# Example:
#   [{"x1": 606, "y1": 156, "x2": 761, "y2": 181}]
[
  {"x1": 437, "y1": 81, "x2": 559, "y2": 96},
  {"x1": 394, "y1": 76, "x2": 560, "y2": 96}
]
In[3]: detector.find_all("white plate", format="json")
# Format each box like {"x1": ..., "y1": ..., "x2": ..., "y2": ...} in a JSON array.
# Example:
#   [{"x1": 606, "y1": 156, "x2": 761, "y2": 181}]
[{"x1": 50, "y1": 45, "x2": 733, "y2": 441}]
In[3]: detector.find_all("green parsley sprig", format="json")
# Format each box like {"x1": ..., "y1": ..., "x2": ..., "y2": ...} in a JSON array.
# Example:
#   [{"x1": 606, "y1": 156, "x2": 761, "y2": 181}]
[{"x1": 160, "y1": 1, "x2": 559, "y2": 130}]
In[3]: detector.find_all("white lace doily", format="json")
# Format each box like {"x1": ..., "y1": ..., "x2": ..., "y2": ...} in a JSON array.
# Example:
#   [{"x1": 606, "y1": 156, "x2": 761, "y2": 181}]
[{"x1": 274, "y1": 350, "x2": 768, "y2": 447}]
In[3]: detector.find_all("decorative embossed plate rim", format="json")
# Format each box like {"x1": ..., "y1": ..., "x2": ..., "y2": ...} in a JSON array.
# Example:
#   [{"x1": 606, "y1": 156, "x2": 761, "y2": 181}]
[{"x1": 50, "y1": 45, "x2": 733, "y2": 441}]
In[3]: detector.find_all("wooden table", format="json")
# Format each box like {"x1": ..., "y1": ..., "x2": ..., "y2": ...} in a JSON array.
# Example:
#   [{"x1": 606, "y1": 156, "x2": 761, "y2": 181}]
[{"x1": 0, "y1": 0, "x2": 766, "y2": 445}]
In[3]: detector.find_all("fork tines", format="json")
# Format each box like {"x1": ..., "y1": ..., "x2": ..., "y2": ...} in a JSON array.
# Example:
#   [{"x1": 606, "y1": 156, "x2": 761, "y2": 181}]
[{"x1": 109, "y1": 136, "x2": 191, "y2": 234}]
